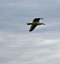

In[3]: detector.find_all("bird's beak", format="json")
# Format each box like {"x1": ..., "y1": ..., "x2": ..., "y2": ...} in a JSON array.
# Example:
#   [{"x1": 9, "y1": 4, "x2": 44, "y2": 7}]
[{"x1": 43, "y1": 23, "x2": 45, "y2": 25}]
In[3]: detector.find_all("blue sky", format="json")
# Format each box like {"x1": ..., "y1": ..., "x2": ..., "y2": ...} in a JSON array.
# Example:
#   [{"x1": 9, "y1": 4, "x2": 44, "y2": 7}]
[{"x1": 0, "y1": 0, "x2": 60, "y2": 64}]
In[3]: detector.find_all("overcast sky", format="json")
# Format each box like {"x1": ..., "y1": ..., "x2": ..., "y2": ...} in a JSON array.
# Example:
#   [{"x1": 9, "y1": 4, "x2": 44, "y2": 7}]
[{"x1": 0, "y1": 0, "x2": 60, "y2": 64}]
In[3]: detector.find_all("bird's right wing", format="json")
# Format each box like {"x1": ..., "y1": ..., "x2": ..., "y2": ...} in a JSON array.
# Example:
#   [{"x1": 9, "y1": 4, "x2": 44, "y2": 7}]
[
  {"x1": 33, "y1": 18, "x2": 44, "y2": 22},
  {"x1": 29, "y1": 25, "x2": 37, "y2": 32}
]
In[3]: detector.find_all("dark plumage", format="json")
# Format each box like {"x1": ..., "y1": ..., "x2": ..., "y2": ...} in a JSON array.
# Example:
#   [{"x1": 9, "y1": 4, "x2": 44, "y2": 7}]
[{"x1": 27, "y1": 18, "x2": 45, "y2": 32}]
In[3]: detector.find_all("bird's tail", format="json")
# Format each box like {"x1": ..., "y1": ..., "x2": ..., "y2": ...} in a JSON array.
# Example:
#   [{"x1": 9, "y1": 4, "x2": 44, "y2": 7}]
[{"x1": 26, "y1": 23, "x2": 32, "y2": 25}]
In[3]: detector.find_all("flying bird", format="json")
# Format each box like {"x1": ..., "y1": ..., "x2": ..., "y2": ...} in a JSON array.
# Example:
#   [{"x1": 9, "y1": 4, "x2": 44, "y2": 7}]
[{"x1": 26, "y1": 18, "x2": 45, "y2": 32}]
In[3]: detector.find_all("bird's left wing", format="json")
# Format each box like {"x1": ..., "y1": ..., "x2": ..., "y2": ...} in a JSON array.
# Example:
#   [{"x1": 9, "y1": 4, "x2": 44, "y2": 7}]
[{"x1": 29, "y1": 25, "x2": 37, "y2": 32}]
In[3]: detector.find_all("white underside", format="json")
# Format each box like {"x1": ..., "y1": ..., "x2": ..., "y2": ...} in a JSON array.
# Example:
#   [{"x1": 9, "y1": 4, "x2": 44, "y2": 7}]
[{"x1": 31, "y1": 22, "x2": 43, "y2": 25}]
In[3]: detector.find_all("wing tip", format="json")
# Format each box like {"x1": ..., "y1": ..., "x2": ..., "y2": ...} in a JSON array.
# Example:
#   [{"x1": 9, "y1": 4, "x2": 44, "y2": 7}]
[
  {"x1": 40, "y1": 18, "x2": 44, "y2": 19},
  {"x1": 29, "y1": 30, "x2": 32, "y2": 32}
]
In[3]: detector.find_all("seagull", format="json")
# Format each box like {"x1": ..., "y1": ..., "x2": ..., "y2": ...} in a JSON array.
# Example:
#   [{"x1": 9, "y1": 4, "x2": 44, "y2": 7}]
[{"x1": 26, "y1": 18, "x2": 45, "y2": 32}]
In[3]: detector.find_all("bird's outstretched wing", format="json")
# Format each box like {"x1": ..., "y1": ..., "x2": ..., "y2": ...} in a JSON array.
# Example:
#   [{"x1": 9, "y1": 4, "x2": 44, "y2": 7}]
[
  {"x1": 33, "y1": 18, "x2": 44, "y2": 22},
  {"x1": 29, "y1": 25, "x2": 37, "y2": 32}
]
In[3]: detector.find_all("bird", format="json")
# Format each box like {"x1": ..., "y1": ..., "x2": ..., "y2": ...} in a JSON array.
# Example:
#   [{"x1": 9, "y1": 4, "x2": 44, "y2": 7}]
[{"x1": 26, "y1": 18, "x2": 45, "y2": 32}]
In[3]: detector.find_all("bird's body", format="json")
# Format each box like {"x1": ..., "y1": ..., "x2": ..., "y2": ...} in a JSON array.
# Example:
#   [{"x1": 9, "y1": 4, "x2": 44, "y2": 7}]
[
  {"x1": 27, "y1": 18, "x2": 45, "y2": 32},
  {"x1": 27, "y1": 22, "x2": 44, "y2": 25}
]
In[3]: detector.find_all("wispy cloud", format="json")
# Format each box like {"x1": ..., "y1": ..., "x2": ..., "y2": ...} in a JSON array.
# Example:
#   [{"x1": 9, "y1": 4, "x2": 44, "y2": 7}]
[{"x1": 0, "y1": 0, "x2": 60, "y2": 64}]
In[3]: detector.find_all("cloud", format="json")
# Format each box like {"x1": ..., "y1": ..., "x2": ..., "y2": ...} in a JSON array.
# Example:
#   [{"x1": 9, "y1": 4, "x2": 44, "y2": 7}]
[
  {"x1": 0, "y1": 0, "x2": 60, "y2": 64},
  {"x1": 0, "y1": 31, "x2": 60, "y2": 64}
]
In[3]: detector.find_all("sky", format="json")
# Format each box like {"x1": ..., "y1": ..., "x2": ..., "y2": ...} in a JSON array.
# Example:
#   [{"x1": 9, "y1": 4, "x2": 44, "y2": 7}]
[{"x1": 0, "y1": 0, "x2": 60, "y2": 64}]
